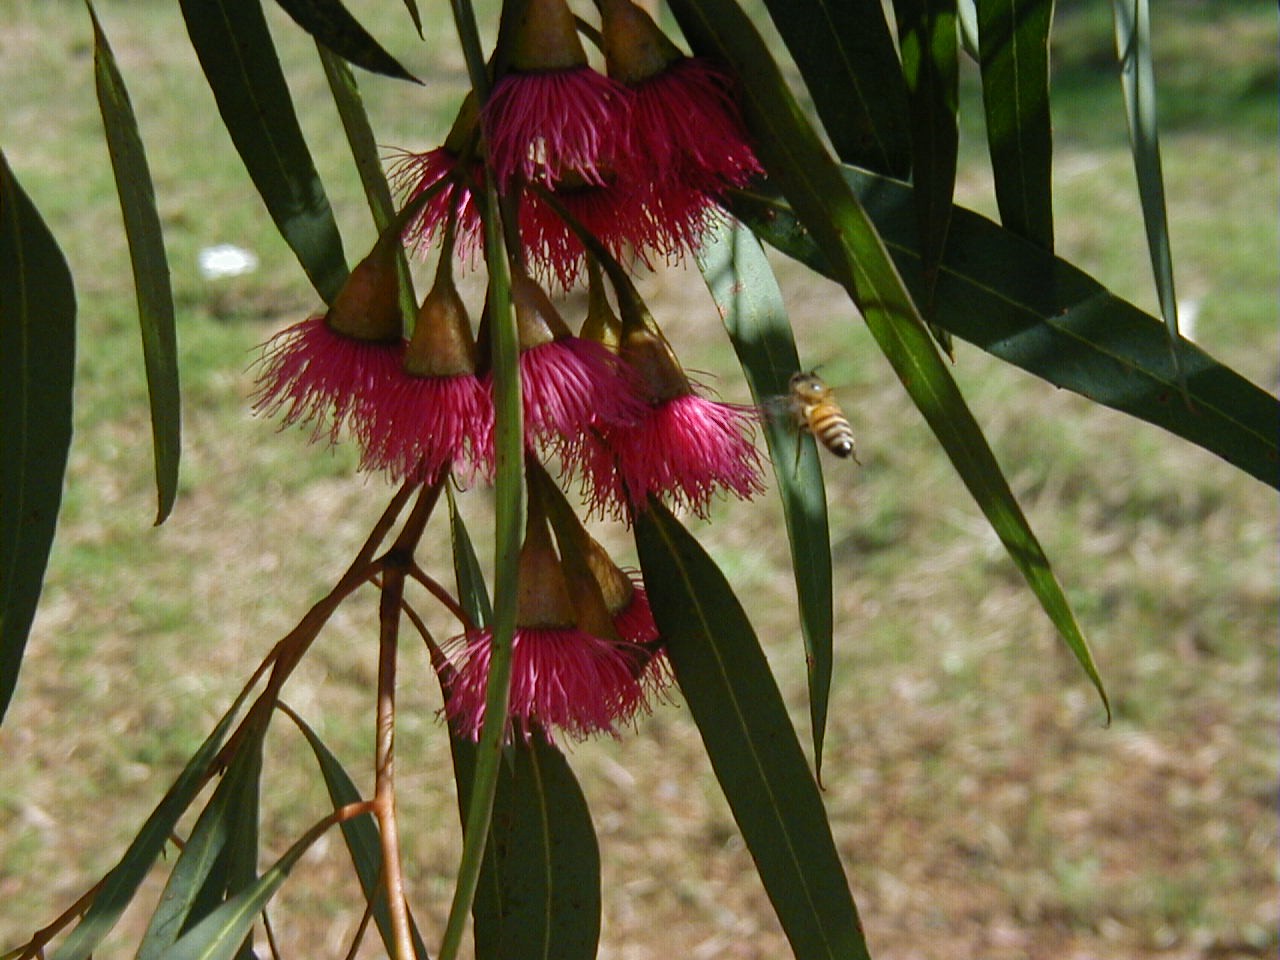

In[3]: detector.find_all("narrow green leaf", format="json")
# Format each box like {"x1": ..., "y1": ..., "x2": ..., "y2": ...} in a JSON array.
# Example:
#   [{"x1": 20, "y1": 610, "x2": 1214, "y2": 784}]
[
  {"x1": 695, "y1": 220, "x2": 833, "y2": 781},
  {"x1": 670, "y1": 0, "x2": 1109, "y2": 715},
  {"x1": 178, "y1": 0, "x2": 348, "y2": 304},
  {"x1": 732, "y1": 168, "x2": 1280, "y2": 489},
  {"x1": 975, "y1": 0, "x2": 1055, "y2": 249},
  {"x1": 317, "y1": 44, "x2": 417, "y2": 325},
  {"x1": 165, "y1": 816, "x2": 336, "y2": 960},
  {"x1": 1112, "y1": 0, "x2": 1181, "y2": 353},
  {"x1": 758, "y1": 0, "x2": 912, "y2": 176},
  {"x1": 88, "y1": 2, "x2": 181, "y2": 525},
  {"x1": 274, "y1": 0, "x2": 419, "y2": 82},
  {"x1": 0, "y1": 153, "x2": 75, "y2": 729},
  {"x1": 287, "y1": 706, "x2": 432, "y2": 960},
  {"x1": 452, "y1": 736, "x2": 601, "y2": 960},
  {"x1": 635, "y1": 503, "x2": 868, "y2": 960},
  {"x1": 137, "y1": 724, "x2": 265, "y2": 960},
  {"x1": 448, "y1": 484, "x2": 492, "y2": 629},
  {"x1": 51, "y1": 684, "x2": 257, "y2": 960},
  {"x1": 892, "y1": 0, "x2": 960, "y2": 324}
]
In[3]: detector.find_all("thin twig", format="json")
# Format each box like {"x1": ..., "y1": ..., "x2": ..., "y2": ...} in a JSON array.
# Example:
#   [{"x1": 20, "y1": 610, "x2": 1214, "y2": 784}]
[{"x1": 407, "y1": 562, "x2": 475, "y2": 632}]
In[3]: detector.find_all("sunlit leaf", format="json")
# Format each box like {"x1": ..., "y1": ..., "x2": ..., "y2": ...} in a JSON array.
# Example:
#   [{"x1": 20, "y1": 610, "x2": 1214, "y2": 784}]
[
  {"x1": 287, "y1": 705, "x2": 431, "y2": 960},
  {"x1": 178, "y1": 0, "x2": 348, "y2": 304},
  {"x1": 733, "y1": 168, "x2": 1280, "y2": 490},
  {"x1": 0, "y1": 153, "x2": 75, "y2": 729},
  {"x1": 51, "y1": 684, "x2": 257, "y2": 960},
  {"x1": 273, "y1": 0, "x2": 419, "y2": 82},
  {"x1": 1112, "y1": 0, "x2": 1182, "y2": 356},
  {"x1": 671, "y1": 0, "x2": 1109, "y2": 715},
  {"x1": 635, "y1": 502, "x2": 869, "y2": 960},
  {"x1": 759, "y1": 0, "x2": 911, "y2": 176},
  {"x1": 88, "y1": 2, "x2": 180, "y2": 525},
  {"x1": 975, "y1": 0, "x2": 1055, "y2": 249},
  {"x1": 695, "y1": 219, "x2": 833, "y2": 780}
]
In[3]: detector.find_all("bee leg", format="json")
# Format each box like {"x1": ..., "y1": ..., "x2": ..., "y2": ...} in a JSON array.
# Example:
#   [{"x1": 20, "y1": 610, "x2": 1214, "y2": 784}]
[{"x1": 792, "y1": 431, "x2": 803, "y2": 479}]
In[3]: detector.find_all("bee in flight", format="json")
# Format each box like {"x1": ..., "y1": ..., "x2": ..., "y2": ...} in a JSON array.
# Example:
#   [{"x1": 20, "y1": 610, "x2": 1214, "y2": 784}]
[{"x1": 787, "y1": 371, "x2": 858, "y2": 462}]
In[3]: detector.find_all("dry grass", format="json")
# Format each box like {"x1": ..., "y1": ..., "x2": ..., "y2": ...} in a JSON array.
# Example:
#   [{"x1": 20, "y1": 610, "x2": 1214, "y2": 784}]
[{"x1": 0, "y1": 1, "x2": 1276, "y2": 958}]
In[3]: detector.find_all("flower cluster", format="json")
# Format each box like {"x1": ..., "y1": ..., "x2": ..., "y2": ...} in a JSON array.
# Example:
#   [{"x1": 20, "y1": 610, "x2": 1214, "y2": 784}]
[
  {"x1": 390, "y1": 0, "x2": 761, "y2": 288},
  {"x1": 251, "y1": 0, "x2": 768, "y2": 742}
]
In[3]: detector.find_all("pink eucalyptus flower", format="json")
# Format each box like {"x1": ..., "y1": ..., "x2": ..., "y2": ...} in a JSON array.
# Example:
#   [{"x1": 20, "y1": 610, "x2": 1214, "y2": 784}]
[
  {"x1": 587, "y1": 391, "x2": 766, "y2": 520},
  {"x1": 514, "y1": 335, "x2": 646, "y2": 468},
  {"x1": 519, "y1": 176, "x2": 712, "y2": 289},
  {"x1": 484, "y1": 67, "x2": 628, "y2": 190},
  {"x1": 622, "y1": 57, "x2": 762, "y2": 198},
  {"x1": 613, "y1": 579, "x2": 660, "y2": 645},
  {"x1": 387, "y1": 147, "x2": 486, "y2": 264},
  {"x1": 354, "y1": 371, "x2": 493, "y2": 484},
  {"x1": 252, "y1": 315, "x2": 405, "y2": 445},
  {"x1": 444, "y1": 625, "x2": 655, "y2": 742}
]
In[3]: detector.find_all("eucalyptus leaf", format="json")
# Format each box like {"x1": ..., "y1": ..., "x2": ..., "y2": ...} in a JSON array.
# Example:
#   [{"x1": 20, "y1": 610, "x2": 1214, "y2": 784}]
[
  {"x1": 0, "y1": 153, "x2": 75, "y2": 729},
  {"x1": 51, "y1": 683, "x2": 257, "y2": 960},
  {"x1": 164, "y1": 815, "x2": 336, "y2": 960},
  {"x1": 635, "y1": 502, "x2": 869, "y2": 960},
  {"x1": 178, "y1": 0, "x2": 348, "y2": 304},
  {"x1": 1112, "y1": 0, "x2": 1182, "y2": 355},
  {"x1": 731, "y1": 168, "x2": 1280, "y2": 490},
  {"x1": 136, "y1": 724, "x2": 266, "y2": 960},
  {"x1": 274, "y1": 0, "x2": 420, "y2": 82},
  {"x1": 89, "y1": 1, "x2": 180, "y2": 524},
  {"x1": 759, "y1": 0, "x2": 911, "y2": 176},
  {"x1": 452, "y1": 735, "x2": 601, "y2": 960},
  {"x1": 892, "y1": 0, "x2": 960, "y2": 325},
  {"x1": 671, "y1": 0, "x2": 1109, "y2": 714},
  {"x1": 975, "y1": 0, "x2": 1055, "y2": 249},
  {"x1": 287, "y1": 706, "x2": 432, "y2": 959},
  {"x1": 695, "y1": 219, "x2": 834, "y2": 781}
]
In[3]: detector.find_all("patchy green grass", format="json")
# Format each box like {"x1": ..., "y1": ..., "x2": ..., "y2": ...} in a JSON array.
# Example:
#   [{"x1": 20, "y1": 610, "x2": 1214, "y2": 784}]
[{"x1": 0, "y1": 1, "x2": 1276, "y2": 958}]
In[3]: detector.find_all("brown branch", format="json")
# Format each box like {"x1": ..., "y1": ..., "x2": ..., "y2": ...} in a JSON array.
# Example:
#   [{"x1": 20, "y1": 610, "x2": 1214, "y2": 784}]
[{"x1": 374, "y1": 570, "x2": 415, "y2": 960}]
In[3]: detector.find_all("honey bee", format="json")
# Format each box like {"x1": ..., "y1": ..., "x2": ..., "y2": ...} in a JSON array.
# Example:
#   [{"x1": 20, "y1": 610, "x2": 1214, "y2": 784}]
[{"x1": 787, "y1": 371, "x2": 858, "y2": 462}]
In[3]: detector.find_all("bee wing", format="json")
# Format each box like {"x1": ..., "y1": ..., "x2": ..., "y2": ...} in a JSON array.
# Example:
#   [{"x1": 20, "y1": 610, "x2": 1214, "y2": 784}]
[{"x1": 760, "y1": 393, "x2": 800, "y2": 427}]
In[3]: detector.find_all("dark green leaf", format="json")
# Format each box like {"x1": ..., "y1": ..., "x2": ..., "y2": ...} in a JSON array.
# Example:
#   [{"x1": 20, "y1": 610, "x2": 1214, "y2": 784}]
[
  {"x1": 733, "y1": 168, "x2": 1280, "y2": 490},
  {"x1": 179, "y1": 0, "x2": 348, "y2": 304},
  {"x1": 89, "y1": 2, "x2": 181, "y2": 525},
  {"x1": 695, "y1": 220, "x2": 833, "y2": 780},
  {"x1": 892, "y1": 0, "x2": 960, "y2": 323},
  {"x1": 448, "y1": 484, "x2": 492, "y2": 630},
  {"x1": 757, "y1": 0, "x2": 912, "y2": 176},
  {"x1": 287, "y1": 706, "x2": 431, "y2": 960},
  {"x1": 274, "y1": 0, "x2": 419, "y2": 82},
  {"x1": 51, "y1": 685, "x2": 256, "y2": 960},
  {"x1": 975, "y1": 0, "x2": 1055, "y2": 249},
  {"x1": 670, "y1": 0, "x2": 1109, "y2": 714},
  {"x1": 452, "y1": 735, "x2": 601, "y2": 960},
  {"x1": 0, "y1": 153, "x2": 75, "y2": 729},
  {"x1": 137, "y1": 723, "x2": 266, "y2": 960},
  {"x1": 1112, "y1": 0, "x2": 1181, "y2": 352},
  {"x1": 635, "y1": 503, "x2": 868, "y2": 960}
]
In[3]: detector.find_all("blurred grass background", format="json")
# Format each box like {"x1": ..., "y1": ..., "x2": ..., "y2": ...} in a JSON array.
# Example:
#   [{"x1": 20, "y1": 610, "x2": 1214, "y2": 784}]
[{"x1": 0, "y1": 0, "x2": 1276, "y2": 957}]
